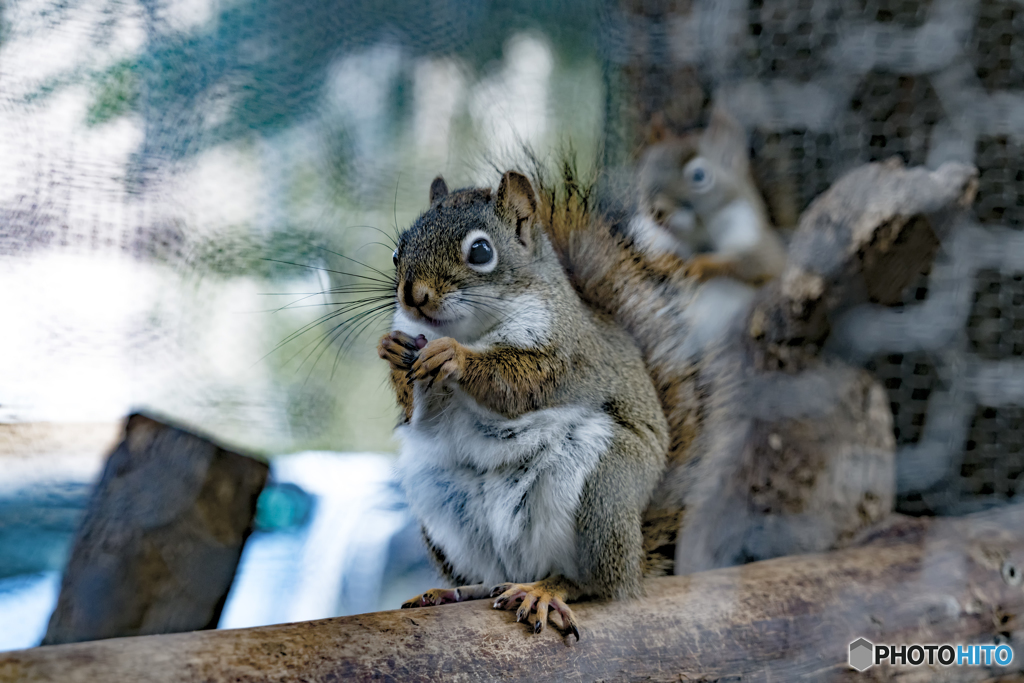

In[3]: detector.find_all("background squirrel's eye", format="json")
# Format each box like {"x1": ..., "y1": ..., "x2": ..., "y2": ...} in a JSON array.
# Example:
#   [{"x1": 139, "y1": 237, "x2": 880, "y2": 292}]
[
  {"x1": 392, "y1": 250, "x2": 398, "y2": 266},
  {"x1": 691, "y1": 167, "x2": 708, "y2": 184},
  {"x1": 467, "y1": 238, "x2": 493, "y2": 266}
]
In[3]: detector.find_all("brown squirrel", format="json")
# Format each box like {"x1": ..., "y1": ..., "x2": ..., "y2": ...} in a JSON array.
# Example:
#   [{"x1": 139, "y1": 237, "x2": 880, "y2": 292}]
[
  {"x1": 377, "y1": 171, "x2": 669, "y2": 639},
  {"x1": 632, "y1": 105, "x2": 787, "y2": 285}
]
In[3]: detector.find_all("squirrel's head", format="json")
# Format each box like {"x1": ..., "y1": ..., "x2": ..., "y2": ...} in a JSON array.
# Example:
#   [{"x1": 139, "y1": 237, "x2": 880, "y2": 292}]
[
  {"x1": 392, "y1": 170, "x2": 546, "y2": 340},
  {"x1": 637, "y1": 104, "x2": 752, "y2": 244}
]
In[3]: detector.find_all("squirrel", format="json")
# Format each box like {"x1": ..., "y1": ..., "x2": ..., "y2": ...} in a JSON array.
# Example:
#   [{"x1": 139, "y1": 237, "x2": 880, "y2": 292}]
[
  {"x1": 631, "y1": 105, "x2": 787, "y2": 285},
  {"x1": 376, "y1": 171, "x2": 669, "y2": 639}
]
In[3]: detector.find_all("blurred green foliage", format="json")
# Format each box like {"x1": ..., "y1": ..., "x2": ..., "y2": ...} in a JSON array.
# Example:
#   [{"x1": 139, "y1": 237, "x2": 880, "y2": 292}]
[
  {"x1": 86, "y1": 60, "x2": 139, "y2": 126},
  {"x1": 73, "y1": 0, "x2": 609, "y2": 164}
]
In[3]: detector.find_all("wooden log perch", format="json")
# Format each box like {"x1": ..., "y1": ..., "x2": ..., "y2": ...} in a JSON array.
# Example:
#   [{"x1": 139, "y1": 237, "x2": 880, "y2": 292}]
[
  {"x1": 41, "y1": 413, "x2": 269, "y2": 646},
  {"x1": 5, "y1": 504, "x2": 1023, "y2": 682}
]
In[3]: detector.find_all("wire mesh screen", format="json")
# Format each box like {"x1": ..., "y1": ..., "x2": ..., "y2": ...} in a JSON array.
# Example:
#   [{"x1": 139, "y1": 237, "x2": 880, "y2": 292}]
[
  {"x1": 608, "y1": 0, "x2": 1024, "y2": 515},
  {"x1": 0, "y1": 0, "x2": 606, "y2": 454},
  {"x1": 1, "y1": 0, "x2": 1022, "y2": 513}
]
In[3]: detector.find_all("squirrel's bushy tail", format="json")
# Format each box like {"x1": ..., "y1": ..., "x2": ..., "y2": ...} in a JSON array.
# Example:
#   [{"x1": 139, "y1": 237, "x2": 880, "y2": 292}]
[
  {"x1": 530, "y1": 157, "x2": 705, "y2": 577},
  {"x1": 530, "y1": 158, "x2": 618, "y2": 315}
]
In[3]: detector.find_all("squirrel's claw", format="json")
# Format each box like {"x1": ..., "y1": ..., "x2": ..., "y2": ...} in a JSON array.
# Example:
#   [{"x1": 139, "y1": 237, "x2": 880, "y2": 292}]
[
  {"x1": 568, "y1": 617, "x2": 581, "y2": 641},
  {"x1": 515, "y1": 593, "x2": 538, "y2": 623}
]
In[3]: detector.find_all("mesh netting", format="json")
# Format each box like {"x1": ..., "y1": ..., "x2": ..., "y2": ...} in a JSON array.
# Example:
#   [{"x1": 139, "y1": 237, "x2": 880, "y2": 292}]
[
  {"x1": 1, "y1": 0, "x2": 1022, "y2": 513},
  {"x1": 609, "y1": 0, "x2": 1024, "y2": 514},
  {"x1": 0, "y1": 0, "x2": 606, "y2": 453}
]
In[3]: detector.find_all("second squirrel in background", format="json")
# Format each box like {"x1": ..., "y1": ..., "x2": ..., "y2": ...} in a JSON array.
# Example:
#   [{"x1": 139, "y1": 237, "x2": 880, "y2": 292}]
[{"x1": 632, "y1": 105, "x2": 787, "y2": 285}]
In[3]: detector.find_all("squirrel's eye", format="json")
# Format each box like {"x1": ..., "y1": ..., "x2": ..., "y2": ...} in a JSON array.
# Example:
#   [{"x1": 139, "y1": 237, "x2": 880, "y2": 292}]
[
  {"x1": 690, "y1": 166, "x2": 711, "y2": 188},
  {"x1": 392, "y1": 250, "x2": 398, "y2": 266},
  {"x1": 467, "y1": 238, "x2": 493, "y2": 266},
  {"x1": 461, "y1": 230, "x2": 497, "y2": 272}
]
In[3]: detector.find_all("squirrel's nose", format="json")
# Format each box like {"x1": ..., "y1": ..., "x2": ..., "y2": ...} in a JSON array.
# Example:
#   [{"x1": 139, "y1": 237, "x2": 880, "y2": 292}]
[{"x1": 403, "y1": 279, "x2": 432, "y2": 309}]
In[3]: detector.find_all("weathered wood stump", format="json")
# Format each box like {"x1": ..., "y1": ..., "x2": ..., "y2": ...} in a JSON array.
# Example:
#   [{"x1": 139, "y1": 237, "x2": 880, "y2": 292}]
[
  {"x1": 41, "y1": 413, "x2": 268, "y2": 646},
  {"x1": 3, "y1": 504, "x2": 1022, "y2": 682}
]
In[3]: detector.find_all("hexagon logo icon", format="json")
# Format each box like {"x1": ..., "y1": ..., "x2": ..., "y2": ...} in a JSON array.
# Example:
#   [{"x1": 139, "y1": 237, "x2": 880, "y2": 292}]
[{"x1": 849, "y1": 638, "x2": 874, "y2": 671}]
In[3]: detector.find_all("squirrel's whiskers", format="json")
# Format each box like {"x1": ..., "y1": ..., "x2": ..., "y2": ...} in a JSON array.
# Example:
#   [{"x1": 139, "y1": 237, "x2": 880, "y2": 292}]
[{"x1": 261, "y1": 246, "x2": 401, "y2": 380}]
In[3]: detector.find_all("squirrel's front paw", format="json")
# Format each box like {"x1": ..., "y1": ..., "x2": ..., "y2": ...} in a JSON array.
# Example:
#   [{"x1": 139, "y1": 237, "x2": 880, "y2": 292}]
[
  {"x1": 491, "y1": 581, "x2": 580, "y2": 641},
  {"x1": 406, "y1": 337, "x2": 466, "y2": 389},
  {"x1": 378, "y1": 331, "x2": 426, "y2": 371},
  {"x1": 683, "y1": 254, "x2": 734, "y2": 282}
]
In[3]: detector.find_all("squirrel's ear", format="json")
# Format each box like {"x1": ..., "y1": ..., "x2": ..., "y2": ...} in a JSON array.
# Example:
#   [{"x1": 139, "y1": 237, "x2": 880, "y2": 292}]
[
  {"x1": 429, "y1": 176, "x2": 449, "y2": 204},
  {"x1": 702, "y1": 103, "x2": 750, "y2": 175},
  {"x1": 496, "y1": 170, "x2": 537, "y2": 249},
  {"x1": 646, "y1": 112, "x2": 670, "y2": 145}
]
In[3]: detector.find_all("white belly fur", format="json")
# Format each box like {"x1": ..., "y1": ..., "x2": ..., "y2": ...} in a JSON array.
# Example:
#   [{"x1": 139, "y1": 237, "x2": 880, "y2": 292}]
[
  {"x1": 708, "y1": 200, "x2": 761, "y2": 253},
  {"x1": 397, "y1": 387, "x2": 612, "y2": 585}
]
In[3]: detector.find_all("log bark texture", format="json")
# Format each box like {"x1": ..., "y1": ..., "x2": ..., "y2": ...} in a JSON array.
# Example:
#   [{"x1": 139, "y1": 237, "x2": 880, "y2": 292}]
[
  {"x1": 4, "y1": 504, "x2": 1024, "y2": 682},
  {"x1": 41, "y1": 413, "x2": 269, "y2": 646}
]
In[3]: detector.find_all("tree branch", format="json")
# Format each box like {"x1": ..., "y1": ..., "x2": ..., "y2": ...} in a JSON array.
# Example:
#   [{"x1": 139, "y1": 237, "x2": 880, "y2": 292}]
[{"x1": 4, "y1": 504, "x2": 1023, "y2": 682}]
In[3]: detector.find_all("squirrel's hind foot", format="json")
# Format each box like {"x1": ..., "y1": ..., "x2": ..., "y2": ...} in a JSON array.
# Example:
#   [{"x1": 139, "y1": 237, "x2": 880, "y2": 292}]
[
  {"x1": 490, "y1": 579, "x2": 580, "y2": 641},
  {"x1": 401, "y1": 588, "x2": 458, "y2": 608},
  {"x1": 400, "y1": 583, "x2": 491, "y2": 609}
]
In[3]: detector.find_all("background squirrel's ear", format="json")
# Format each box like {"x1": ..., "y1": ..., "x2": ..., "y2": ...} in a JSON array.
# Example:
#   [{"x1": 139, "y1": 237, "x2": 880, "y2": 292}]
[
  {"x1": 646, "y1": 112, "x2": 670, "y2": 145},
  {"x1": 496, "y1": 170, "x2": 537, "y2": 249},
  {"x1": 429, "y1": 176, "x2": 449, "y2": 204},
  {"x1": 702, "y1": 103, "x2": 750, "y2": 175}
]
